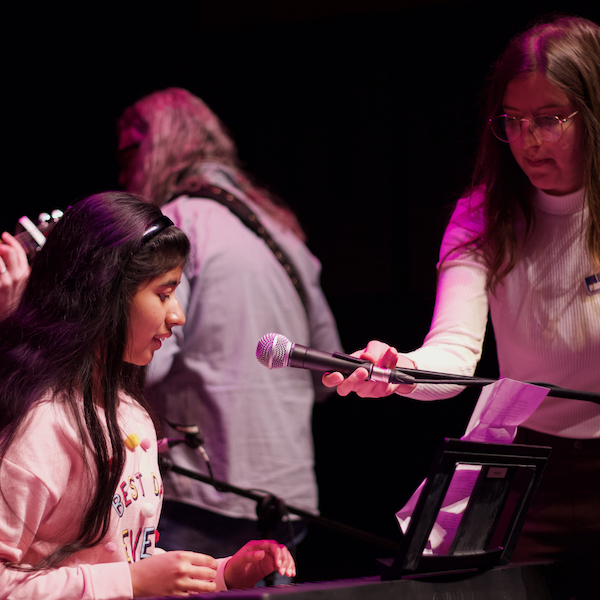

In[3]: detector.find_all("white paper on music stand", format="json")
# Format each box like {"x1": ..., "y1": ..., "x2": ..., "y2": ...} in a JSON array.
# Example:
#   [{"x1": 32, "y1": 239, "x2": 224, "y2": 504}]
[{"x1": 395, "y1": 378, "x2": 549, "y2": 554}]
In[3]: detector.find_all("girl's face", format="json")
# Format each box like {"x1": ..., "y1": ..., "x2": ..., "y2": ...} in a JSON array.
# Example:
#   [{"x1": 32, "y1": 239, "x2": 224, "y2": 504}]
[
  {"x1": 503, "y1": 71, "x2": 585, "y2": 196},
  {"x1": 124, "y1": 265, "x2": 185, "y2": 366}
]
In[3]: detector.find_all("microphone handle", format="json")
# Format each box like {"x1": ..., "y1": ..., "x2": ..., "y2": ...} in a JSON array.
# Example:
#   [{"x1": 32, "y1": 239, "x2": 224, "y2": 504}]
[
  {"x1": 289, "y1": 346, "x2": 416, "y2": 384},
  {"x1": 289, "y1": 345, "x2": 374, "y2": 377}
]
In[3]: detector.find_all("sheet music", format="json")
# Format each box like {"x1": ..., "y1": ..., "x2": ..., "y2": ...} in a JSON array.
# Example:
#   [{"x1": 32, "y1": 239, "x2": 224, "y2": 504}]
[{"x1": 396, "y1": 378, "x2": 549, "y2": 553}]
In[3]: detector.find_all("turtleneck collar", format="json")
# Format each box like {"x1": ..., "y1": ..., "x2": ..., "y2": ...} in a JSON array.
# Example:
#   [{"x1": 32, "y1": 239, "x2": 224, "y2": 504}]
[{"x1": 535, "y1": 187, "x2": 585, "y2": 216}]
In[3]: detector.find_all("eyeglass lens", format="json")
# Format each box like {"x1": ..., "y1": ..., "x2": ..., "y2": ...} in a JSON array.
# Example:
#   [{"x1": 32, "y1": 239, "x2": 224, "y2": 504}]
[{"x1": 492, "y1": 115, "x2": 563, "y2": 142}]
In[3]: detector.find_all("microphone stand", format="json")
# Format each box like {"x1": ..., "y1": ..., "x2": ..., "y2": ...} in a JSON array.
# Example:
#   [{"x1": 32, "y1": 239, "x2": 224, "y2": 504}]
[
  {"x1": 398, "y1": 368, "x2": 600, "y2": 404},
  {"x1": 156, "y1": 376, "x2": 600, "y2": 579},
  {"x1": 330, "y1": 352, "x2": 600, "y2": 404}
]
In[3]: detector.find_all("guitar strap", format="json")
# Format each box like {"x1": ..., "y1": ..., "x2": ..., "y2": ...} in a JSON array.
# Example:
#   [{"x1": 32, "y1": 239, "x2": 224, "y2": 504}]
[{"x1": 170, "y1": 185, "x2": 309, "y2": 310}]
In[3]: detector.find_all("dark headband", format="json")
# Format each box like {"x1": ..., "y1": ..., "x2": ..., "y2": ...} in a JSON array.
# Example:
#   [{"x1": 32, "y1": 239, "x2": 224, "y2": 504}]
[{"x1": 141, "y1": 215, "x2": 173, "y2": 245}]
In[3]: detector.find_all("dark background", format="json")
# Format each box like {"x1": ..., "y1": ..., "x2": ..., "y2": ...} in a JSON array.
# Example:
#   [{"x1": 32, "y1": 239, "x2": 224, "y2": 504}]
[{"x1": 5, "y1": 0, "x2": 599, "y2": 583}]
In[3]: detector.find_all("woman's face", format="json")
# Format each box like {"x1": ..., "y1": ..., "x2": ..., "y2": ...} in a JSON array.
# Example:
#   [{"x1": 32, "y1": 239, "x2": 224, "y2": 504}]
[
  {"x1": 503, "y1": 71, "x2": 585, "y2": 196},
  {"x1": 124, "y1": 265, "x2": 185, "y2": 366}
]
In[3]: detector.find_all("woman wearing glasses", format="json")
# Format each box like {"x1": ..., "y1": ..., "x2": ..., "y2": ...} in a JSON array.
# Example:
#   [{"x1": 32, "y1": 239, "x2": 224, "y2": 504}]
[{"x1": 324, "y1": 14, "x2": 600, "y2": 595}]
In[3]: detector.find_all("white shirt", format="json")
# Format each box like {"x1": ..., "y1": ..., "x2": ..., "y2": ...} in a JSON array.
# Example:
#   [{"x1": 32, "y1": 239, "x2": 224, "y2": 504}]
[{"x1": 404, "y1": 187, "x2": 600, "y2": 438}]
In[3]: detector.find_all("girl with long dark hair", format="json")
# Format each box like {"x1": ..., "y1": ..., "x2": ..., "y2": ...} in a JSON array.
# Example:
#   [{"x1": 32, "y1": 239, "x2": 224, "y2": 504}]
[{"x1": 0, "y1": 191, "x2": 295, "y2": 599}]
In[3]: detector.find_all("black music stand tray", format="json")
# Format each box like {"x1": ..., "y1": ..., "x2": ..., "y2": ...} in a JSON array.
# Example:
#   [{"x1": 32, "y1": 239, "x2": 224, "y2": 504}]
[{"x1": 378, "y1": 438, "x2": 551, "y2": 580}]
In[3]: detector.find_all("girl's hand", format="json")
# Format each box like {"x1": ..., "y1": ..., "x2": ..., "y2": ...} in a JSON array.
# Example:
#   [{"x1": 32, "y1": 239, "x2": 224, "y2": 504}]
[
  {"x1": 224, "y1": 539, "x2": 296, "y2": 590},
  {"x1": 129, "y1": 550, "x2": 218, "y2": 597}
]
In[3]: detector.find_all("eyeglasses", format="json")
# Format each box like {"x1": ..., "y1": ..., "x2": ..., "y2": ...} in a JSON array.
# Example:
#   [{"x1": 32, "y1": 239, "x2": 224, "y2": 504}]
[{"x1": 489, "y1": 111, "x2": 578, "y2": 143}]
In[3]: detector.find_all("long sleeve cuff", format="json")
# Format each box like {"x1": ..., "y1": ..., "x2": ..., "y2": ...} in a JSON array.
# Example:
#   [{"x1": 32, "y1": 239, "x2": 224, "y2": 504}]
[{"x1": 215, "y1": 557, "x2": 230, "y2": 592}]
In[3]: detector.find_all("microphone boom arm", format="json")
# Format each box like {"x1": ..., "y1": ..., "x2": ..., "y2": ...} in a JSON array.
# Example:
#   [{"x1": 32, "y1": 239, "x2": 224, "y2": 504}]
[{"x1": 333, "y1": 353, "x2": 600, "y2": 403}]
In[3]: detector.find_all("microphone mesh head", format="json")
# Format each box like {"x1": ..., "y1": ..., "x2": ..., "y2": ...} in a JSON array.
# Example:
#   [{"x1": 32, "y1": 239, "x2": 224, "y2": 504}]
[{"x1": 256, "y1": 333, "x2": 291, "y2": 369}]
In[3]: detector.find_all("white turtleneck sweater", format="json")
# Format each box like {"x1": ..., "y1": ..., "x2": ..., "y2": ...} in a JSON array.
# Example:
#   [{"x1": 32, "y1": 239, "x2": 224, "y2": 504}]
[{"x1": 403, "y1": 187, "x2": 600, "y2": 439}]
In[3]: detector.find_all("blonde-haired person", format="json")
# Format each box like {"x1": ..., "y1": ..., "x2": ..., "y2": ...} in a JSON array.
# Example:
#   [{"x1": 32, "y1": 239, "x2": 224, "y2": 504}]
[{"x1": 118, "y1": 88, "x2": 341, "y2": 579}]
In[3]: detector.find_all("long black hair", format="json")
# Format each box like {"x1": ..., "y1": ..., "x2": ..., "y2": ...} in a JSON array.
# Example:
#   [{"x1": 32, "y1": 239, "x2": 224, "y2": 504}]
[{"x1": 0, "y1": 191, "x2": 190, "y2": 569}]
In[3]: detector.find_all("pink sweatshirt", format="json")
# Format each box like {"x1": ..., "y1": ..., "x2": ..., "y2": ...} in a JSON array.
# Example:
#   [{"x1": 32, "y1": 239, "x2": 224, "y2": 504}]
[{"x1": 0, "y1": 392, "x2": 227, "y2": 599}]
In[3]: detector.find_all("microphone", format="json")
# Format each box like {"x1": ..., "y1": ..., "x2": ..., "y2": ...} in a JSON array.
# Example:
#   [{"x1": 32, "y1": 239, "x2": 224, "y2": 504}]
[
  {"x1": 157, "y1": 421, "x2": 211, "y2": 465},
  {"x1": 157, "y1": 421, "x2": 226, "y2": 491},
  {"x1": 256, "y1": 334, "x2": 600, "y2": 403},
  {"x1": 157, "y1": 437, "x2": 188, "y2": 453},
  {"x1": 255, "y1": 333, "x2": 416, "y2": 385}
]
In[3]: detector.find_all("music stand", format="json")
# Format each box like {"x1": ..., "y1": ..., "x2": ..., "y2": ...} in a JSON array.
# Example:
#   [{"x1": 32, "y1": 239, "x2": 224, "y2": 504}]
[{"x1": 378, "y1": 438, "x2": 551, "y2": 580}]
